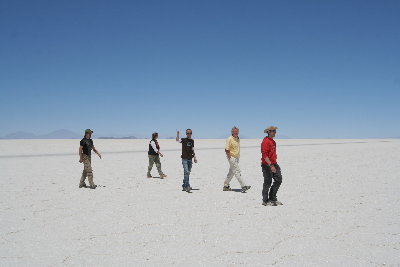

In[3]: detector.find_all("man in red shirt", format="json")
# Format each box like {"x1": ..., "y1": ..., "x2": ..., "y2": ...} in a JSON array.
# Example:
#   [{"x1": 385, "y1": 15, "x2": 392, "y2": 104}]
[{"x1": 261, "y1": 126, "x2": 283, "y2": 206}]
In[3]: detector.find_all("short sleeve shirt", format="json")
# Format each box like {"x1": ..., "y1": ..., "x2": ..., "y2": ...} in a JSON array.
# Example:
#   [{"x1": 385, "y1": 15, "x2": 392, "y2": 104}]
[
  {"x1": 181, "y1": 138, "x2": 194, "y2": 159},
  {"x1": 80, "y1": 138, "x2": 93, "y2": 156},
  {"x1": 225, "y1": 136, "x2": 240, "y2": 158}
]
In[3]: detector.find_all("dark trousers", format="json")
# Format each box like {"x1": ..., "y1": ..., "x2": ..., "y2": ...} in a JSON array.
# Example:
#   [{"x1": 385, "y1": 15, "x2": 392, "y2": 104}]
[{"x1": 262, "y1": 163, "x2": 282, "y2": 202}]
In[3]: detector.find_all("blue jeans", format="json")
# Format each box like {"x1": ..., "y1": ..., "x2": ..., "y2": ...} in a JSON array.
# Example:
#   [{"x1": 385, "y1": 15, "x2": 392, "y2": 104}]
[{"x1": 182, "y1": 159, "x2": 193, "y2": 188}]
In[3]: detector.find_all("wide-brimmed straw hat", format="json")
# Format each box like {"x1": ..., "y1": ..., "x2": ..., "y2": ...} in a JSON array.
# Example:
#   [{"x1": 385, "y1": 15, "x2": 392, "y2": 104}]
[{"x1": 264, "y1": 126, "x2": 278, "y2": 133}]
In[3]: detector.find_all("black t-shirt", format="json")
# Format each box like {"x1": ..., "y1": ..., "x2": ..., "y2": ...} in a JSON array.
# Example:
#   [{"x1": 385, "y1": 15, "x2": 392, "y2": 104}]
[
  {"x1": 181, "y1": 138, "x2": 194, "y2": 159},
  {"x1": 80, "y1": 138, "x2": 93, "y2": 156}
]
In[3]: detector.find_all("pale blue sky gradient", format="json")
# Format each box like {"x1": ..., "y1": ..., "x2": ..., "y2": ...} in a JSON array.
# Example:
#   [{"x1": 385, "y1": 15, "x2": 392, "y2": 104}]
[{"x1": 1, "y1": 0, "x2": 399, "y2": 138}]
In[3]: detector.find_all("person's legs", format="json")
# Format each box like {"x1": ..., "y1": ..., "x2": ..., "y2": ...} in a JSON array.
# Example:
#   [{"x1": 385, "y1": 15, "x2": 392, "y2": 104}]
[
  {"x1": 224, "y1": 158, "x2": 235, "y2": 187},
  {"x1": 262, "y1": 164, "x2": 273, "y2": 203},
  {"x1": 83, "y1": 155, "x2": 95, "y2": 187},
  {"x1": 182, "y1": 159, "x2": 190, "y2": 188},
  {"x1": 233, "y1": 158, "x2": 246, "y2": 187},
  {"x1": 79, "y1": 168, "x2": 87, "y2": 187},
  {"x1": 154, "y1": 155, "x2": 164, "y2": 176},
  {"x1": 147, "y1": 155, "x2": 155, "y2": 177},
  {"x1": 187, "y1": 159, "x2": 192, "y2": 186},
  {"x1": 269, "y1": 164, "x2": 282, "y2": 201}
]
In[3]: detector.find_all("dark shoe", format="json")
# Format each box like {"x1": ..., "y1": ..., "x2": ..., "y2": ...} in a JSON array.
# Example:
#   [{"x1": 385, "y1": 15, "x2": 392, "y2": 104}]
[
  {"x1": 182, "y1": 186, "x2": 192, "y2": 191},
  {"x1": 79, "y1": 184, "x2": 87, "y2": 188},
  {"x1": 272, "y1": 200, "x2": 283, "y2": 205},
  {"x1": 185, "y1": 186, "x2": 191, "y2": 193},
  {"x1": 89, "y1": 185, "x2": 97, "y2": 189},
  {"x1": 147, "y1": 175, "x2": 152, "y2": 178},
  {"x1": 223, "y1": 186, "x2": 232, "y2": 191},
  {"x1": 241, "y1": 186, "x2": 251, "y2": 193},
  {"x1": 263, "y1": 200, "x2": 277, "y2": 206},
  {"x1": 160, "y1": 174, "x2": 167, "y2": 179}
]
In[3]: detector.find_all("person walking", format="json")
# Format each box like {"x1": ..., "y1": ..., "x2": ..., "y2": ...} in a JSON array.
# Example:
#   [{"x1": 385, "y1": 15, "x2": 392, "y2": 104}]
[
  {"x1": 79, "y1": 129, "x2": 101, "y2": 189},
  {"x1": 176, "y1": 129, "x2": 197, "y2": 193},
  {"x1": 261, "y1": 126, "x2": 283, "y2": 206},
  {"x1": 223, "y1": 126, "x2": 251, "y2": 193},
  {"x1": 147, "y1": 132, "x2": 167, "y2": 179}
]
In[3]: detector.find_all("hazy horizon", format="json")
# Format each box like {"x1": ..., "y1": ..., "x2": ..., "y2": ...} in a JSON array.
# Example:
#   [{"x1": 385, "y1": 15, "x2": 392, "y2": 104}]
[{"x1": 0, "y1": 128, "x2": 398, "y2": 140}]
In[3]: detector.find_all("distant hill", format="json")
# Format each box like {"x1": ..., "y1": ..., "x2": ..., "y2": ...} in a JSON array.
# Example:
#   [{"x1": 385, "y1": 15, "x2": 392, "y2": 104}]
[
  {"x1": 98, "y1": 136, "x2": 137, "y2": 139},
  {"x1": 40, "y1": 129, "x2": 82, "y2": 139},
  {"x1": 1, "y1": 130, "x2": 293, "y2": 139},
  {"x1": 1, "y1": 131, "x2": 38, "y2": 139},
  {"x1": 276, "y1": 134, "x2": 291, "y2": 139},
  {"x1": 1, "y1": 129, "x2": 82, "y2": 139},
  {"x1": 216, "y1": 134, "x2": 291, "y2": 139}
]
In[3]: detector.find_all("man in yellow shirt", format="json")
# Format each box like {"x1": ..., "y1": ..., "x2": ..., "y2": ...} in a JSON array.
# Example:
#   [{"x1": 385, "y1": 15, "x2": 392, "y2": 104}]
[{"x1": 223, "y1": 127, "x2": 251, "y2": 193}]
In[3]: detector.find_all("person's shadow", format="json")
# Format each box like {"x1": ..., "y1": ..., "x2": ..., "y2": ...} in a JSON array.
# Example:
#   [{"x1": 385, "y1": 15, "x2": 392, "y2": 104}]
[{"x1": 231, "y1": 189, "x2": 243, "y2": 193}]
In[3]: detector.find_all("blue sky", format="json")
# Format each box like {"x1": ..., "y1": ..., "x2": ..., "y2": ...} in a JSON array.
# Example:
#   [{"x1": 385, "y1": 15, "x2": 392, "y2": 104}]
[{"x1": 1, "y1": 0, "x2": 399, "y2": 138}]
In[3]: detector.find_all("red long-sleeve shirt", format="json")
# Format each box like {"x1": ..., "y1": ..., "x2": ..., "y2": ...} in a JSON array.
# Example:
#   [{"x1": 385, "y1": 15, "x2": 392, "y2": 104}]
[{"x1": 261, "y1": 137, "x2": 277, "y2": 165}]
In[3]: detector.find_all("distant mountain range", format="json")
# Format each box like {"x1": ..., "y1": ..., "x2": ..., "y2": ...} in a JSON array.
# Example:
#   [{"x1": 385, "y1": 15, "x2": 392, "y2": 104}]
[
  {"x1": 0, "y1": 129, "x2": 295, "y2": 139},
  {"x1": 98, "y1": 136, "x2": 137, "y2": 139},
  {"x1": 0, "y1": 129, "x2": 82, "y2": 139},
  {"x1": 0, "y1": 130, "x2": 138, "y2": 139}
]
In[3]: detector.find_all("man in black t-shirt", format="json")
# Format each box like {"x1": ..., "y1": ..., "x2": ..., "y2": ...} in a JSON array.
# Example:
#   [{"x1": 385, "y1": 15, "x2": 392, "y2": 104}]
[
  {"x1": 79, "y1": 129, "x2": 101, "y2": 189},
  {"x1": 176, "y1": 129, "x2": 197, "y2": 192}
]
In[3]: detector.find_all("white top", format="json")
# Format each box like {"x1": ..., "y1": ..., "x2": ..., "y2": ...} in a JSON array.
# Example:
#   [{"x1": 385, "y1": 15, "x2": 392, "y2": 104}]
[{"x1": 150, "y1": 140, "x2": 159, "y2": 153}]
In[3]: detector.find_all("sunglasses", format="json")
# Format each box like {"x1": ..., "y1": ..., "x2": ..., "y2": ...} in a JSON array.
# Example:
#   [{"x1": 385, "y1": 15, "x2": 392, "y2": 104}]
[
  {"x1": 268, "y1": 130, "x2": 276, "y2": 133},
  {"x1": 186, "y1": 132, "x2": 192, "y2": 135}
]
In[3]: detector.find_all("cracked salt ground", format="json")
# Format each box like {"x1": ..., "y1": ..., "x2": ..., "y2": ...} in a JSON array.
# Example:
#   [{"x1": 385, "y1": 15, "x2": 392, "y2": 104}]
[{"x1": 0, "y1": 139, "x2": 400, "y2": 266}]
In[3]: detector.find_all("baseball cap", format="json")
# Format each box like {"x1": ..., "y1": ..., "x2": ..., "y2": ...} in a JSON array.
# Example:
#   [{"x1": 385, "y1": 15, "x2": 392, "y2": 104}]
[
  {"x1": 85, "y1": 129, "x2": 93, "y2": 134},
  {"x1": 264, "y1": 126, "x2": 278, "y2": 133}
]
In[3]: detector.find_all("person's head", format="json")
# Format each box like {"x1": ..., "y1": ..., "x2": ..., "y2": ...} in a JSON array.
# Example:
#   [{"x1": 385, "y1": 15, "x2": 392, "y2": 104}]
[
  {"x1": 84, "y1": 129, "x2": 93, "y2": 138},
  {"x1": 264, "y1": 126, "x2": 278, "y2": 138},
  {"x1": 152, "y1": 132, "x2": 158, "y2": 140},
  {"x1": 231, "y1": 126, "x2": 239, "y2": 137},
  {"x1": 186, "y1": 129, "x2": 193, "y2": 138}
]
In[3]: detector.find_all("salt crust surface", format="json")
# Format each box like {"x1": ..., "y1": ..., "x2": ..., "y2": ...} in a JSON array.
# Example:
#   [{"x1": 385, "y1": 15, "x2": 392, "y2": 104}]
[{"x1": 0, "y1": 139, "x2": 399, "y2": 266}]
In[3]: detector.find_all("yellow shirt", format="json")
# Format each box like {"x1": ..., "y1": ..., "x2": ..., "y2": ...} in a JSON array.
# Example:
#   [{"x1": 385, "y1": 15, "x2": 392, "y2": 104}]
[{"x1": 225, "y1": 136, "x2": 240, "y2": 158}]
